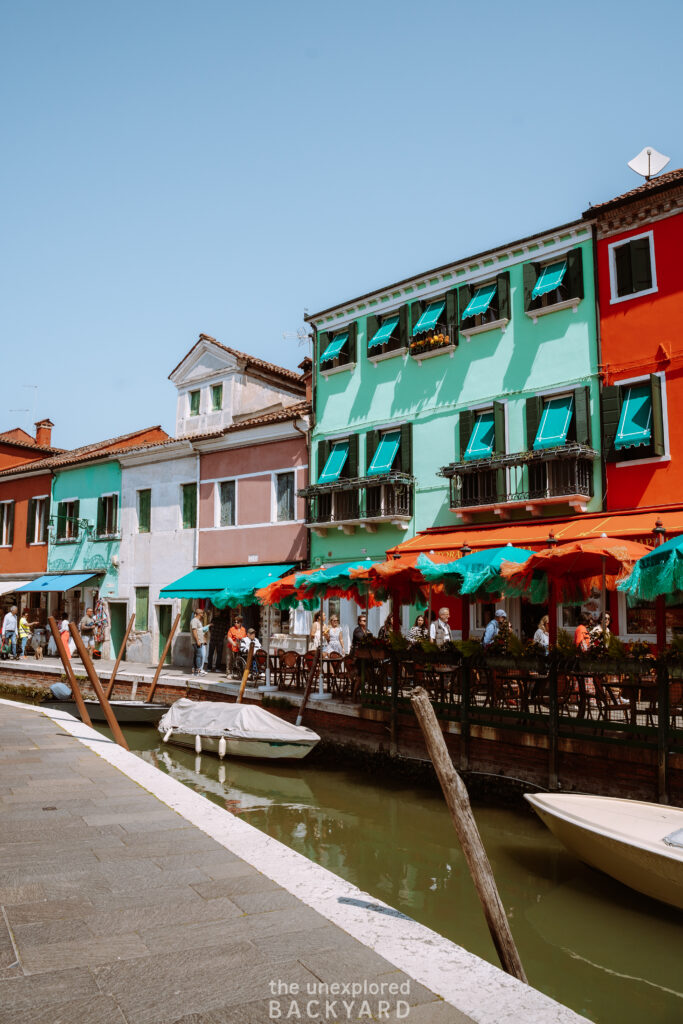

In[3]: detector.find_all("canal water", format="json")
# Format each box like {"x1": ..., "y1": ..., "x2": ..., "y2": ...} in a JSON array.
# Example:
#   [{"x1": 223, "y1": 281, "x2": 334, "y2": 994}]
[{"x1": 108, "y1": 725, "x2": 682, "y2": 1024}]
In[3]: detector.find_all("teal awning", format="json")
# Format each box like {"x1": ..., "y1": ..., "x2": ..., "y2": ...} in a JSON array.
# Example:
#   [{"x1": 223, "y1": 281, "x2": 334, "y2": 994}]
[
  {"x1": 15, "y1": 573, "x2": 99, "y2": 593},
  {"x1": 615, "y1": 383, "x2": 652, "y2": 451},
  {"x1": 319, "y1": 440, "x2": 349, "y2": 483},
  {"x1": 320, "y1": 332, "x2": 348, "y2": 365},
  {"x1": 464, "y1": 412, "x2": 495, "y2": 461},
  {"x1": 461, "y1": 284, "x2": 497, "y2": 319},
  {"x1": 533, "y1": 395, "x2": 574, "y2": 450},
  {"x1": 367, "y1": 430, "x2": 401, "y2": 476},
  {"x1": 412, "y1": 300, "x2": 445, "y2": 336},
  {"x1": 368, "y1": 314, "x2": 400, "y2": 350},
  {"x1": 160, "y1": 564, "x2": 294, "y2": 608},
  {"x1": 532, "y1": 260, "x2": 567, "y2": 299}
]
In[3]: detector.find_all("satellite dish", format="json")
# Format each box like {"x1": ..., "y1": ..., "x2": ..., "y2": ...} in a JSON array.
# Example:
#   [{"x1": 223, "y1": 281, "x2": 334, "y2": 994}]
[{"x1": 627, "y1": 147, "x2": 670, "y2": 181}]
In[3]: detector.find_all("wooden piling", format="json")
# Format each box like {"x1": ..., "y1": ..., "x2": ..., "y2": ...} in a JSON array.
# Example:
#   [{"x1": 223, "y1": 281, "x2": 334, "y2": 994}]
[
  {"x1": 146, "y1": 613, "x2": 180, "y2": 704},
  {"x1": 236, "y1": 641, "x2": 255, "y2": 703},
  {"x1": 410, "y1": 686, "x2": 527, "y2": 983},
  {"x1": 69, "y1": 624, "x2": 129, "y2": 750},
  {"x1": 106, "y1": 614, "x2": 135, "y2": 699},
  {"x1": 296, "y1": 647, "x2": 321, "y2": 727},
  {"x1": 47, "y1": 617, "x2": 93, "y2": 728}
]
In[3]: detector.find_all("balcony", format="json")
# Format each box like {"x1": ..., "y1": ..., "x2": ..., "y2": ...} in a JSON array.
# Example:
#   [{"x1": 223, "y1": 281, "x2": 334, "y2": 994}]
[
  {"x1": 299, "y1": 473, "x2": 414, "y2": 536},
  {"x1": 440, "y1": 444, "x2": 599, "y2": 522},
  {"x1": 409, "y1": 327, "x2": 456, "y2": 364}
]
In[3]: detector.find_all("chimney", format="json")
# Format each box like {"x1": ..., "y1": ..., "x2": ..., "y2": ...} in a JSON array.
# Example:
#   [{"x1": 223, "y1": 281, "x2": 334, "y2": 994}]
[
  {"x1": 298, "y1": 357, "x2": 313, "y2": 403},
  {"x1": 35, "y1": 419, "x2": 54, "y2": 448}
]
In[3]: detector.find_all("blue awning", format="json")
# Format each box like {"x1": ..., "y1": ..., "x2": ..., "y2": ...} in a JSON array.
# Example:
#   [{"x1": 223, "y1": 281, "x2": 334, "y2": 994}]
[
  {"x1": 615, "y1": 383, "x2": 652, "y2": 451},
  {"x1": 532, "y1": 260, "x2": 567, "y2": 299},
  {"x1": 320, "y1": 332, "x2": 348, "y2": 365},
  {"x1": 461, "y1": 284, "x2": 497, "y2": 319},
  {"x1": 319, "y1": 440, "x2": 349, "y2": 483},
  {"x1": 533, "y1": 395, "x2": 574, "y2": 450},
  {"x1": 368, "y1": 314, "x2": 400, "y2": 350},
  {"x1": 412, "y1": 300, "x2": 445, "y2": 336},
  {"x1": 15, "y1": 573, "x2": 99, "y2": 593},
  {"x1": 464, "y1": 412, "x2": 495, "y2": 461},
  {"x1": 160, "y1": 564, "x2": 295, "y2": 608},
  {"x1": 367, "y1": 430, "x2": 401, "y2": 476}
]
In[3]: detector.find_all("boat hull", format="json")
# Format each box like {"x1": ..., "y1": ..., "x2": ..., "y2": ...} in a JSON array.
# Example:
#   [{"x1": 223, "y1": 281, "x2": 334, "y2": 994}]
[
  {"x1": 43, "y1": 699, "x2": 168, "y2": 724},
  {"x1": 526, "y1": 793, "x2": 683, "y2": 911},
  {"x1": 165, "y1": 731, "x2": 317, "y2": 761}
]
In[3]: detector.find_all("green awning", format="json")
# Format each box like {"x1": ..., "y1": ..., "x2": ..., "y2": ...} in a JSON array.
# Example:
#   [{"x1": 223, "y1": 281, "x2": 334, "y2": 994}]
[
  {"x1": 532, "y1": 260, "x2": 567, "y2": 299},
  {"x1": 368, "y1": 314, "x2": 400, "y2": 350},
  {"x1": 367, "y1": 430, "x2": 401, "y2": 476},
  {"x1": 412, "y1": 300, "x2": 445, "y2": 336},
  {"x1": 615, "y1": 383, "x2": 652, "y2": 451},
  {"x1": 464, "y1": 411, "x2": 495, "y2": 461},
  {"x1": 318, "y1": 440, "x2": 349, "y2": 483},
  {"x1": 159, "y1": 564, "x2": 294, "y2": 608},
  {"x1": 461, "y1": 284, "x2": 497, "y2": 319},
  {"x1": 320, "y1": 332, "x2": 348, "y2": 365},
  {"x1": 533, "y1": 395, "x2": 574, "y2": 450}
]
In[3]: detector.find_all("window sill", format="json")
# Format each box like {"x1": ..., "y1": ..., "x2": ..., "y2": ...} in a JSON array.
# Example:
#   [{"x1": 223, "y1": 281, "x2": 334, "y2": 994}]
[
  {"x1": 368, "y1": 348, "x2": 408, "y2": 365},
  {"x1": 29, "y1": 542, "x2": 47, "y2": 547},
  {"x1": 460, "y1": 318, "x2": 509, "y2": 339},
  {"x1": 609, "y1": 285, "x2": 658, "y2": 306},
  {"x1": 55, "y1": 538, "x2": 79, "y2": 545},
  {"x1": 320, "y1": 362, "x2": 356, "y2": 378},
  {"x1": 525, "y1": 297, "x2": 581, "y2": 322},
  {"x1": 410, "y1": 343, "x2": 456, "y2": 364},
  {"x1": 613, "y1": 454, "x2": 670, "y2": 468},
  {"x1": 96, "y1": 534, "x2": 121, "y2": 542}
]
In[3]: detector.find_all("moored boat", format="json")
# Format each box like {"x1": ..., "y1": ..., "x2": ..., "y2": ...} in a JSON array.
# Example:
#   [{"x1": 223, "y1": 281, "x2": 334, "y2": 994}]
[
  {"x1": 525, "y1": 792, "x2": 683, "y2": 910},
  {"x1": 158, "y1": 698, "x2": 320, "y2": 761},
  {"x1": 44, "y1": 698, "x2": 169, "y2": 724}
]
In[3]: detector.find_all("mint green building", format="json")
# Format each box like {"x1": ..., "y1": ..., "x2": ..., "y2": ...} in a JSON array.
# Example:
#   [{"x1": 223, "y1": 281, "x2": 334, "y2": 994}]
[{"x1": 302, "y1": 218, "x2": 600, "y2": 635}]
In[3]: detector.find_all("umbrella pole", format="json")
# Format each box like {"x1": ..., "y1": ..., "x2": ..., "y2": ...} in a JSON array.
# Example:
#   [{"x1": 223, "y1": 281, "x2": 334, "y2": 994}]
[
  {"x1": 548, "y1": 579, "x2": 558, "y2": 648},
  {"x1": 461, "y1": 595, "x2": 470, "y2": 641},
  {"x1": 258, "y1": 603, "x2": 278, "y2": 692},
  {"x1": 601, "y1": 555, "x2": 606, "y2": 642},
  {"x1": 310, "y1": 594, "x2": 330, "y2": 701},
  {"x1": 427, "y1": 584, "x2": 432, "y2": 629}
]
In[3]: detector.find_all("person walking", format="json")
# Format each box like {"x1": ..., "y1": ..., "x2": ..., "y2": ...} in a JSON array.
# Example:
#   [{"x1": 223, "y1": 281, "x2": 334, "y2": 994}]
[
  {"x1": 227, "y1": 615, "x2": 246, "y2": 674},
  {"x1": 430, "y1": 607, "x2": 453, "y2": 647},
  {"x1": 407, "y1": 614, "x2": 428, "y2": 643},
  {"x1": 207, "y1": 610, "x2": 228, "y2": 672},
  {"x1": 483, "y1": 609, "x2": 507, "y2": 648},
  {"x1": 326, "y1": 615, "x2": 345, "y2": 656},
  {"x1": 190, "y1": 608, "x2": 207, "y2": 676},
  {"x1": 59, "y1": 613, "x2": 72, "y2": 661},
  {"x1": 18, "y1": 609, "x2": 38, "y2": 659},
  {"x1": 78, "y1": 607, "x2": 96, "y2": 652},
  {"x1": 533, "y1": 615, "x2": 550, "y2": 652},
  {"x1": 2, "y1": 605, "x2": 18, "y2": 659}
]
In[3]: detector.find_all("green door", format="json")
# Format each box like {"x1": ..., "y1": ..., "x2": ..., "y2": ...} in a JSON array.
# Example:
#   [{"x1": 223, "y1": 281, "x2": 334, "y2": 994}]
[
  {"x1": 157, "y1": 605, "x2": 172, "y2": 664},
  {"x1": 109, "y1": 603, "x2": 127, "y2": 660}
]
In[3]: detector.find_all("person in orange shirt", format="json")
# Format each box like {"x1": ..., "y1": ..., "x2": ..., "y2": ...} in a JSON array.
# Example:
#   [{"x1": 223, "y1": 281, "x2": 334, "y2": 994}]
[
  {"x1": 574, "y1": 612, "x2": 592, "y2": 652},
  {"x1": 227, "y1": 615, "x2": 246, "y2": 674}
]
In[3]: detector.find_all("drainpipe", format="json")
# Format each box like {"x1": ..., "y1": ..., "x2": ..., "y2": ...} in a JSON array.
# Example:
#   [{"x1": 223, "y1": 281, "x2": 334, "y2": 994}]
[
  {"x1": 193, "y1": 444, "x2": 200, "y2": 570},
  {"x1": 591, "y1": 221, "x2": 607, "y2": 512}
]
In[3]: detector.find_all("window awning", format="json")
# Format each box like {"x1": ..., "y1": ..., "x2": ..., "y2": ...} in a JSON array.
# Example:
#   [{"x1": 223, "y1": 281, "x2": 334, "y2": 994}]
[
  {"x1": 0, "y1": 580, "x2": 31, "y2": 597},
  {"x1": 15, "y1": 573, "x2": 99, "y2": 593},
  {"x1": 319, "y1": 440, "x2": 349, "y2": 483},
  {"x1": 368, "y1": 314, "x2": 400, "y2": 350},
  {"x1": 532, "y1": 260, "x2": 567, "y2": 299},
  {"x1": 533, "y1": 395, "x2": 574, "y2": 450},
  {"x1": 159, "y1": 564, "x2": 295, "y2": 608},
  {"x1": 367, "y1": 430, "x2": 401, "y2": 476},
  {"x1": 464, "y1": 412, "x2": 495, "y2": 461},
  {"x1": 320, "y1": 332, "x2": 348, "y2": 365},
  {"x1": 615, "y1": 383, "x2": 652, "y2": 451},
  {"x1": 461, "y1": 284, "x2": 497, "y2": 319},
  {"x1": 412, "y1": 300, "x2": 445, "y2": 336}
]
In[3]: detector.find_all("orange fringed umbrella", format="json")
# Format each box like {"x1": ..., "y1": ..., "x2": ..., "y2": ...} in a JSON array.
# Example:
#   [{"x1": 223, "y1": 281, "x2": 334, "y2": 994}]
[
  {"x1": 349, "y1": 553, "x2": 452, "y2": 606},
  {"x1": 255, "y1": 571, "x2": 317, "y2": 609}
]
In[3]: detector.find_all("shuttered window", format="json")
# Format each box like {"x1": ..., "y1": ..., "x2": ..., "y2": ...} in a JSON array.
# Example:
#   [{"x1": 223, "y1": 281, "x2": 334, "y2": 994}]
[
  {"x1": 602, "y1": 374, "x2": 665, "y2": 461},
  {"x1": 182, "y1": 483, "x2": 197, "y2": 529},
  {"x1": 97, "y1": 495, "x2": 118, "y2": 537},
  {"x1": 137, "y1": 489, "x2": 151, "y2": 533},
  {"x1": 211, "y1": 384, "x2": 223, "y2": 410},
  {"x1": 189, "y1": 390, "x2": 200, "y2": 416},
  {"x1": 135, "y1": 587, "x2": 149, "y2": 632},
  {"x1": 219, "y1": 481, "x2": 235, "y2": 526},
  {"x1": 56, "y1": 500, "x2": 79, "y2": 541},
  {"x1": 0, "y1": 501, "x2": 14, "y2": 547},
  {"x1": 611, "y1": 235, "x2": 654, "y2": 299},
  {"x1": 276, "y1": 472, "x2": 295, "y2": 521}
]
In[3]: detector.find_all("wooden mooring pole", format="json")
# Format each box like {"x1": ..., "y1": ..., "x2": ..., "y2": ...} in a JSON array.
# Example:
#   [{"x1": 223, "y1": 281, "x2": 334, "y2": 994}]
[
  {"x1": 146, "y1": 613, "x2": 180, "y2": 704},
  {"x1": 105, "y1": 613, "x2": 135, "y2": 699},
  {"x1": 47, "y1": 617, "x2": 93, "y2": 728},
  {"x1": 411, "y1": 686, "x2": 527, "y2": 983},
  {"x1": 296, "y1": 647, "x2": 322, "y2": 727},
  {"x1": 69, "y1": 623, "x2": 129, "y2": 751},
  {"x1": 236, "y1": 641, "x2": 255, "y2": 703}
]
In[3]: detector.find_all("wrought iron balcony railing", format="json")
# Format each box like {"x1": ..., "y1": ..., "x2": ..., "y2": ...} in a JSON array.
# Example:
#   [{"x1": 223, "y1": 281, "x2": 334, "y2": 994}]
[{"x1": 299, "y1": 473, "x2": 414, "y2": 534}]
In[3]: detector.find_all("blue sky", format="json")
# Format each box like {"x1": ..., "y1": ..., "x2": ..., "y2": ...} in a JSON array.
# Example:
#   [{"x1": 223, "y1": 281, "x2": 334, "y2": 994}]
[{"x1": 1, "y1": 0, "x2": 681, "y2": 449}]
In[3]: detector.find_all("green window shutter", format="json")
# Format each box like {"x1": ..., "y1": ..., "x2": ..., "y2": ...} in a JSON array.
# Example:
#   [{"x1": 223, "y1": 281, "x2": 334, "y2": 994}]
[
  {"x1": 317, "y1": 440, "x2": 330, "y2": 481},
  {"x1": 366, "y1": 314, "x2": 380, "y2": 348},
  {"x1": 182, "y1": 484, "x2": 197, "y2": 529},
  {"x1": 615, "y1": 244, "x2": 633, "y2": 297},
  {"x1": 346, "y1": 434, "x2": 358, "y2": 478},
  {"x1": 400, "y1": 423, "x2": 412, "y2": 474},
  {"x1": 6, "y1": 502, "x2": 14, "y2": 546},
  {"x1": 72, "y1": 500, "x2": 80, "y2": 539},
  {"x1": 96, "y1": 497, "x2": 105, "y2": 537},
  {"x1": 56, "y1": 501, "x2": 66, "y2": 540},
  {"x1": 347, "y1": 321, "x2": 357, "y2": 363},
  {"x1": 42, "y1": 499, "x2": 50, "y2": 543},
  {"x1": 398, "y1": 305, "x2": 409, "y2": 348},
  {"x1": 458, "y1": 284, "x2": 472, "y2": 325},
  {"x1": 317, "y1": 332, "x2": 329, "y2": 366},
  {"x1": 523, "y1": 262, "x2": 539, "y2": 311},
  {"x1": 366, "y1": 430, "x2": 379, "y2": 473},
  {"x1": 566, "y1": 248, "x2": 584, "y2": 300},
  {"x1": 496, "y1": 273, "x2": 510, "y2": 320},
  {"x1": 410, "y1": 301, "x2": 423, "y2": 336},
  {"x1": 26, "y1": 499, "x2": 36, "y2": 545},
  {"x1": 135, "y1": 587, "x2": 149, "y2": 631},
  {"x1": 458, "y1": 410, "x2": 475, "y2": 460},
  {"x1": 138, "y1": 489, "x2": 151, "y2": 533},
  {"x1": 574, "y1": 386, "x2": 592, "y2": 446},
  {"x1": 493, "y1": 401, "x2": 506, "y2": 455},
  {"x1": 631, "y1": 238, "x2": 653, "y2": 294},
  {"x1": 445, "y1": 290, "x2": 458, "y2": 344},
  {"x1": 601, "y1": 385, "x2": 621, "y2": 461},
  {"x1": 525, "y1": 396, "x2": 543, "y2": 451},
  {"x1": 650, "y1": 374, "x2": 665, "y2": 456},
  {"x1": 180, "y1": 599, "x2": 193, "y2": 632}
]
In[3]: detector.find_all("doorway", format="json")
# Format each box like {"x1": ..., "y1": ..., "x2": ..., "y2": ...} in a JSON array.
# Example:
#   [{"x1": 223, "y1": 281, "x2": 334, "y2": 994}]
[
  {"x1": 109, "y1": 603, "x2": 127, "y2": 660},
  {"x1": 157, "y1": 605, "x2": 172, "y2": 664}
]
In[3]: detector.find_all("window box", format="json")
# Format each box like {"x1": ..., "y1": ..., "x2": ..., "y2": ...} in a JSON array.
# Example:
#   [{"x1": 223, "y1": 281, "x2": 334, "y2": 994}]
[
  {"x1": 409, "y1": 333, "x2": 455, "y2": 361},
  {"x1": 409, "y1": 291, "x2": 458, "y2": 362},
  {"x1": 523, "y1": 248, "x2": 584, "y2": 320},
  {"x1": 608, "y1": 231, "x2": 657, "y2": 304}
]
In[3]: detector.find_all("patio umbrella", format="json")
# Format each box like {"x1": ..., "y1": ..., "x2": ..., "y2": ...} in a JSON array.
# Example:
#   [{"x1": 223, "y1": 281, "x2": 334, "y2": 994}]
[
  {"x1": 417, "y1": 546, "x2": 535, "y2": 597},
  {"x1": 618, "y1": 534, "x2": 683, "y2": 603},
  {"x1": 255, "y1": 571, "x2": 317, "y2": 610},
  {"x1": 293, "y1": 560, "x2": 383, "y2": 608},
  {"x1": 349, "y1": 554, "x2": 432, "y2": 608}
]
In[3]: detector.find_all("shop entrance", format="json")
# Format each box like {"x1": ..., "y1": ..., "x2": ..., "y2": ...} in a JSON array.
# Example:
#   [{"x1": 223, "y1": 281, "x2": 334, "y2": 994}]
[{"x1": 109, "y1": 603, "x2": 127, "y2": 660}]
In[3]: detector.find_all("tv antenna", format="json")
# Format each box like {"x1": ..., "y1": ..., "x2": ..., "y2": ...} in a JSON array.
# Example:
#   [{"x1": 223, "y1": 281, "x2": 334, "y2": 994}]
[
  {"x1": 282, "y1": 326, "x2": 312, "y2": 349},
  {"x1": 627, "y1": 146, "x2": 670, "y2": 181}
]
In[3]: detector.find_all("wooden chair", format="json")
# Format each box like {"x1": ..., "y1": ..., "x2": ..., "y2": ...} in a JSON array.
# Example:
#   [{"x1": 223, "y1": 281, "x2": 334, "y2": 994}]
[
  {"x1": 323, "y1": 652, "x2": 344, "y2": 697},
  {"x1": 252, "y1": 649, "x2": 267, "y2": 681},
  {"x1": 278, "y1": 650, "x2": 301, "y2": 690}
]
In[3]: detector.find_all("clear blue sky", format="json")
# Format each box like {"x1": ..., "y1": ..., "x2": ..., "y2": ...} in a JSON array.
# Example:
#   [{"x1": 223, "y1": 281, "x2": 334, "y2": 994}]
[{"x1": 1, "y1": 0, "x2": 681, "y2": 449}]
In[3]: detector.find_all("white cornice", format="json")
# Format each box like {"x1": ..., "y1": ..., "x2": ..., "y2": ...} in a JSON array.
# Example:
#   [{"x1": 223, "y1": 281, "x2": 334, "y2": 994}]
[
  {"x1": 117, "y1": 440, "x2": 197, "y2": 467},
  {"x1": 192, "y1": 417, "x2": 309, "y2": 452}
]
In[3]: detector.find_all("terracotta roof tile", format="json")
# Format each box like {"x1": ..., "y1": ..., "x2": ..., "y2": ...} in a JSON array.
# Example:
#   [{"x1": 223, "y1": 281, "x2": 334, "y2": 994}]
[
  {"x1": 168, "y1": 335, "x2": 306, "y2": 388},
  {"x1": 0, "y1": 426, "x2": 169, "y2": 478},
  {"x1": 583, "y1": 168, "x2": 683, "y2": 217}
]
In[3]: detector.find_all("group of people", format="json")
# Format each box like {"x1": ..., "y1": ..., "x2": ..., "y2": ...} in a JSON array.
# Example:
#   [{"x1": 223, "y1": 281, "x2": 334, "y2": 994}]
[
  {"x1": 0, "y1": 606, "x2": 99, "y2": 660},
  {"x1": 189, "y1": 609, "x2": 261, "y2": 676}
]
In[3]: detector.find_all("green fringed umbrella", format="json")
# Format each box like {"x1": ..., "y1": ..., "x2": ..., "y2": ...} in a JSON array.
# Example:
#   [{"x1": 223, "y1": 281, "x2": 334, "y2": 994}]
[
  {"x1": 294, "y1": 559, "x2": 383, "y2": 607},
  {"x1": 618, "y1": 534, "x2": 683, "y2": 603},
  {"x1": 416, "y1": 546, "x2": 535, "y2": 598}
]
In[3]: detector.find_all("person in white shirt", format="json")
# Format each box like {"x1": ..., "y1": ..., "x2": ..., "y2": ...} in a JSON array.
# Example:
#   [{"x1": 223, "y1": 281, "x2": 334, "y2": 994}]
[
  {"x1": 483, "y1": 609, "x2": 507, "y2": 647},
  {"x1": 430, "y1": 607, "x2": 452, "y2": 646},
  {"x1": 2, "y1": 606, "x2": 18, "y2": 658},
  {"x1": 240, "y1": 629, "x2": 262, "y2": 654}
]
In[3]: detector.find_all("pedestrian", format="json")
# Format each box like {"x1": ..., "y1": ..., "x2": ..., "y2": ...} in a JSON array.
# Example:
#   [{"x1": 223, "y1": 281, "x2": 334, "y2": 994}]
[
  {"x1": 377, "y1": 613, "x2": 393, "y2": 643},
  {"x1": 326, "y1": 614, "x2": 345, "y2": 655},
  {"x1": 533, "y1": 615, "x2": 550, "y2": 652},
  {"x1": 18, "y1": 609, "x2": 38, "y2": 659},
  {"x1": 407, "y1": 614, "x2": 428, "y2": 643},
  {"x1": 430, "y1": 607, "x2": 453, "y2": 646},
  {"x1": 352, "y1": 613, "x2": 372, "y2": 648},
  {"x1": 207, "y1": 609, "x2": 229, "y2": 672},
  {"x1": 482, "y1": 609, "x2": 507, "y2": 647},
  {"x1": 78, "y1": 607, "x2": 96, "y2": 652},
  {"x1": 227, "y1": 615, "x2": 246, "y2": 673},
  {"x1": 574, "y1": 612, "x2": 592, "y2": 653},
  {"x1": 190, "y1": 608, "x2": 207, "y2": 676},
  {"x1": 59, "y1": 613, "x2": 72, "y2": 661},
  {"x1": 309, "y1": 611, "x2": 328, "y2": 650},
  {"x1": 2, "y1": 605, "x2": 18, "y2": 659}
]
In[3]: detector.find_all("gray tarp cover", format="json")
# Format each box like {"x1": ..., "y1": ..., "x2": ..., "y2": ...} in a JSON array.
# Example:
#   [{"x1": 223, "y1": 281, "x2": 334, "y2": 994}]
[{"x1": 158, "y1": 698, "x2": 319, "y2": 742}]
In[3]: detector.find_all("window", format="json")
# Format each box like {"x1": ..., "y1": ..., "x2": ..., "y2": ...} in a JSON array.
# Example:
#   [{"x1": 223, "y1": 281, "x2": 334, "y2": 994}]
[
  {"x1": 409, "y1": 292, "x2": 457, "y2": 355},
  {"x1": 366, "y1": 424, "x2": 412, "y2": 476},
  {"x1": 412, "y1": 300, "x2": 446, "y2": 336},
  {"x1": 97, "y1": 494, "x2": 119, "y2": 537},
  {"x1": 602, "y1": 374, "x2": 665, "y2": 462},
  {"x1": 458, "y1": 403, "x2": 505, "y2": 461},
  {"x1": 526, "y1": 387, "x2": 591, "y2": 450},
  {"x1": 318, "y1": 441, "x2": 349, "y2": 483},
  {"x1": 318, "y1": 322, "x2": 357, "y2": 372},
  {"x1": 0, "y1": 501, "x2": 14, "y2": 547},
  {"x1": 189, "y1": 390, "x2": 200, "y2": 416},
  {"x1": 211, "y1": 384, "x2": 223, "y2": 411},
  {"x1": 463, "y1": 412, "x2": 495, "y2": 461},
  {"x1": 56, "y1": 499, "x2": 79, "y2": 541},
  {"x1": 26, "y1": 497, "x2": 49, "y2": 545},
  {"x1": 182, "y1": 483, "x2": 197, "y2": 529},
  {"x1": 609, "y1": 232, "x2": 656, "y2": 302},
  {"x1": 137, "y1": 489, "x2": 151, "y2": 533},
  {"x1": 180, "y1": 598, "x2": 193, "y2": 632},
  {"x1": 524, "y1": 248, "x2": 583, "y2": 315},
  {"x1": 135, "y1": 587, "x2": 149, "y2": 631},
  {"x1": 218, "y1": 480, "x2": 236, "y2": 526},
  {"x1": 367, "y1": 308, "x2": 408, "y2": 358},
  {"x1": 367, "y1": 431, "x2": 401, "y2": 475},
  {"x1": 459, "y1": 274, "x2": 510, "y2": 332},
  {"x1": 316, "y1": 436, "x2": 358, "y2": 483},
  {"x1": 276, "y1": 472, "x2": 295, "y2": 521},
  {"x1": 533, "y1": 396, "x2": 574, "y2": 450}
]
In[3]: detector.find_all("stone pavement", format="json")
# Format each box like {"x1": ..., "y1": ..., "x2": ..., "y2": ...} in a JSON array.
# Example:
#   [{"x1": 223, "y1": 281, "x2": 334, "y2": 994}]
[{"x1": 0, "y1": 704, "x2": 473, "y2": 1024}]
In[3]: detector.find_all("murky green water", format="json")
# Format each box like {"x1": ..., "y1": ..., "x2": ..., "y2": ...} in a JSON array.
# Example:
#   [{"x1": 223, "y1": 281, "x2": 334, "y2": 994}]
[{"x1": 103, "y1": 725, "x2": 682, "y2": 1024}]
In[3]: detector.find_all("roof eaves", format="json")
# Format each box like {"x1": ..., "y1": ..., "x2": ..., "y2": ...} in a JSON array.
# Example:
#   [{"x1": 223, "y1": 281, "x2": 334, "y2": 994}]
[{"x1": 582, "y1": 168, "x2": 683, "y2": 218}]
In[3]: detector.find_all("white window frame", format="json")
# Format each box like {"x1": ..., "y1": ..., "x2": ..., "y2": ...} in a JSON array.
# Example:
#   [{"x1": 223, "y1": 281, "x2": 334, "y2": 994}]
[
  {"x1": 608, "y1": 229, "x2": 657, "y2": 305},
  {"x1": 272, "y1": 470, "x2": 296, "y2": 523},
  {"x1": 613, "y1": 369, "x2": 670, "y2": 468},
  {"x1": 136, "y1": 488, "x2": 152, "y2": 534},
  {"x1": 210, "y1": 383, "x2": 223, "y2": 412},
  {"x1": 188, "y1": 389, "x2": 201, "y2": 417},
  {"x1": 0, "y1": 500, "x2": 13, "y2": 547},
  {"x1": 57, "y1": 497, "x2": 80, "y2": 541},
  {"x1": 29, "y1": 495, "x2": 49, "y2": 546},
  {"x1": 214, "y1": 478, "x2": 238, "y2": 528},
  {"x1": 616, "y1": 592, "x2": 656, "y2": 644},
  {"x1": 98, "y1": 492, "x2": 119, "y2": 538}
]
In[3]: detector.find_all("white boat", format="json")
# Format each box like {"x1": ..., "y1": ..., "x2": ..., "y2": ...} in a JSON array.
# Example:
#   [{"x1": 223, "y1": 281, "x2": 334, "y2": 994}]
[
  {"x1": 158, "y1": 698, "x2": 320, "y2": 761},
  {"x1": 43, "y1": 698, "x2": 169, "y2": 724},
  {"x1": 525, "y1": 792, "x2": 683, "y2": 910}
]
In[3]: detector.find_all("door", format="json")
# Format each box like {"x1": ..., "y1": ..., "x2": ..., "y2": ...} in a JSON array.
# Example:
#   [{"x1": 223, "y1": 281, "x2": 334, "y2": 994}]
[
  {"x1": 157, "y1": 605, "x2": 172, "y2": 664},
  {"x1": 109, "y1": 603, "x2": 127, "y2": 660}
]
